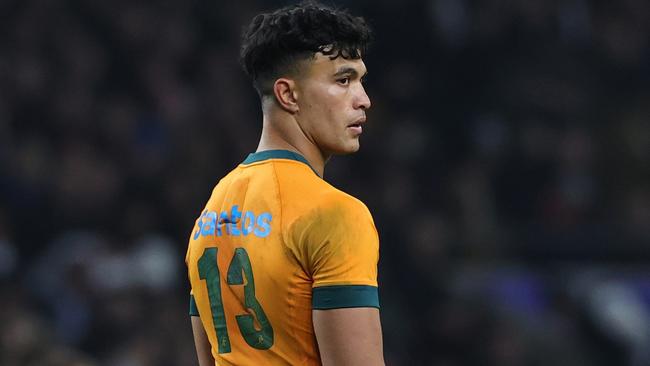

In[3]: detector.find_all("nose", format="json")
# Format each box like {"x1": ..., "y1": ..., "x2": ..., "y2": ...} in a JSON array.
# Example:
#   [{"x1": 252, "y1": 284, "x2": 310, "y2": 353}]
[{"x1": 354, "y1": 84, "x2": 371, "y2": 110}]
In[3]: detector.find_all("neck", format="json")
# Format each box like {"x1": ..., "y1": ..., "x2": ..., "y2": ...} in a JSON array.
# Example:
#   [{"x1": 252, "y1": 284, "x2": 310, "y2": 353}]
[{"x1": 255, "y1": 108, "x2": 327, "y2": 177}]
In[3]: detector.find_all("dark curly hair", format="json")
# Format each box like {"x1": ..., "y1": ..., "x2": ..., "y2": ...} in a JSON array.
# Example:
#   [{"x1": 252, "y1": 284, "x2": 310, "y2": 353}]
[{"x1": 240, "y1": 0, "x2": 373, "y2": 97}]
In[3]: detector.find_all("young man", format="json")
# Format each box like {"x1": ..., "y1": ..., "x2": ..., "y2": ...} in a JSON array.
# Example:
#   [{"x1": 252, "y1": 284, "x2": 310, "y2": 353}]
[{"x1": 185, "y1": 2, "x2": 383, "y2": 365}]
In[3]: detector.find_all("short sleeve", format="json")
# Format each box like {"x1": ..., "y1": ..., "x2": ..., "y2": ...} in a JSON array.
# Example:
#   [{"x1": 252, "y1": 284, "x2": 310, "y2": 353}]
[
  {"x1": 189, "y1": 292, "x2": 199, "y2": 316},
  {"x1": 292, "y1": 196, "x2": 380, "y2": 309}
]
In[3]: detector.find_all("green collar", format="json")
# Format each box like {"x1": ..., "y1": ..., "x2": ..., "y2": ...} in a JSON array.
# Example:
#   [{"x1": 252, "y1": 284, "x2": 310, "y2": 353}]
[{"x1": 242, "y1": 150, "x2": 319, "y2": 176}]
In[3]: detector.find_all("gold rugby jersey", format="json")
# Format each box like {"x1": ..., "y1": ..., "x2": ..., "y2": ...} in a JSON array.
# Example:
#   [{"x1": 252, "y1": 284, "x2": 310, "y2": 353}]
[{"x1": 186, "y1": 150, "x2": 380, "y2": 365}]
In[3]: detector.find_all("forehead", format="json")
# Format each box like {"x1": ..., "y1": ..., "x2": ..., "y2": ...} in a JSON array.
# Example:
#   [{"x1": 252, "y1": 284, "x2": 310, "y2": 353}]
[{"x1": 305, "y1": 52, "x2": 367, "y2": 76}]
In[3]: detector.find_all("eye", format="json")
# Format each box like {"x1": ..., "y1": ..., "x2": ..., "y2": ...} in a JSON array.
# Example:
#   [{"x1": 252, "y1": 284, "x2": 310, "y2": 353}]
[{"x1": 337, "y1": 77, "x2": 350, "y2": 85}]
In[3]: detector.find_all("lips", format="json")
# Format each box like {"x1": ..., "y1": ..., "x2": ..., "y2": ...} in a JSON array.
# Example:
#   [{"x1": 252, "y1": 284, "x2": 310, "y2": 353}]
[
  {"x1": 347, "y1": 117, "x2": 365, "y2": 134},
  {"x1": 347, "y1": 116, "x2": 366, "y2": 129}
]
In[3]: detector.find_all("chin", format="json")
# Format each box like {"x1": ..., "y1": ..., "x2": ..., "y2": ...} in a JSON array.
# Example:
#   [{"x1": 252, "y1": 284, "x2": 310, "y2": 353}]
[{"x1": 333, "y1": 142, "x2": 360, "y2": 155}]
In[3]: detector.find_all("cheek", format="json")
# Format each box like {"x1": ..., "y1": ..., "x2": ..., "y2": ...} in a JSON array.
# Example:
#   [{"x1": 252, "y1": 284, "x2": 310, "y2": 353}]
[
  {"x1": 325, "y1": 84, "x2": 341, "y2": 96},
  {"x1": 323, "y1": 85, "x2": 348, "y2": 117},
  {"x1": 302, "y1": 83, "x2": 348, "y2": 134},
  {"x1": 325, "y1": 84, "x2": 347, "y2": 103}
]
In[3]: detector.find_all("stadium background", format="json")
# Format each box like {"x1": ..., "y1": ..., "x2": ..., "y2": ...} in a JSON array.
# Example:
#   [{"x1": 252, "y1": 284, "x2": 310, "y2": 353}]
[{"x1": 1, "y1": 0, "x2": 649, "y2": 365}]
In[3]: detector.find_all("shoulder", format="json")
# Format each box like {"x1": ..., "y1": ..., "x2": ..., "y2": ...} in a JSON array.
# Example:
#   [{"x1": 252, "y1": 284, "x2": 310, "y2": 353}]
[
  {"x1": 288, "y1": 172, "x2": 371, "y2": 220},
  {"x1": 267, "y1": 160, "x2": 375, "y2": 232},
  {"x1": 315, "y1": 188, "x2": 372, "y2": 220},
  {"x1": 288, "y1": 181, "x2": 376, "y2": 240}
]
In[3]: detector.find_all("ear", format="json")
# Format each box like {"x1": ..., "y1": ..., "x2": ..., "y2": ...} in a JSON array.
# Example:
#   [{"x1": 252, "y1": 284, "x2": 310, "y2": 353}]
[{"x1": 273, "y1": 78, "x2": 299, "y2": 113}]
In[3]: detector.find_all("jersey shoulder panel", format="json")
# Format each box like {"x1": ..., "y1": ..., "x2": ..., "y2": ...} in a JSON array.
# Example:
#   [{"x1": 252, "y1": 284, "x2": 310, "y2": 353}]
[{"x1": 271, "y1": 161, "x2": 379, "y2": 290}]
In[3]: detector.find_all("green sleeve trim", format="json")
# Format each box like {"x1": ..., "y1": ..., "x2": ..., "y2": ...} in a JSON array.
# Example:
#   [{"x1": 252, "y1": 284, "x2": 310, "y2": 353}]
[
  {"x1": 312, "y1": 285, "x2": 379, "y2": 310},
  {"x1": 189, "y1": 295, "x2": 200, "y2": 316}
]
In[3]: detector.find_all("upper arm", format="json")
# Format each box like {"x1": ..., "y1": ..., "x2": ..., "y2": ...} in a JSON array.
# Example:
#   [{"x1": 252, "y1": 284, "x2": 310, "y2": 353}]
[
  {"x1": 300, "y1": 196, "x2": 383, "y2": 364},
  {"x1": 313, "y1": 307, "x2": 384, "y2": 366},
  {"x1": 191, "y1": 316, "x2": 215, "y2": 366}
]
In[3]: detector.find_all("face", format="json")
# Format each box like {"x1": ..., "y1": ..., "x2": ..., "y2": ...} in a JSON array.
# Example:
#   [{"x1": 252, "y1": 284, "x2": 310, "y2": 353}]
[{"x1": 294, "y1": 52, "x2": 371, "y2": 156}]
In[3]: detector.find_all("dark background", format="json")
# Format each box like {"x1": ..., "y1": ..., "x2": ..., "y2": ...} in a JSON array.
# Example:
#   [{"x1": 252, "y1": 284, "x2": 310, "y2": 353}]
[{"x1": 1, "y1": 0, "x2": 649, "y2": 365}]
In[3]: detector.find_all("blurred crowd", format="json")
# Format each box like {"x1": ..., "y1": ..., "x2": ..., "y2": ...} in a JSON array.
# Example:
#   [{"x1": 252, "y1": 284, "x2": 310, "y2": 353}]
[{"x1": 0, "y1": 0, "x2": 648, "y2": 365}]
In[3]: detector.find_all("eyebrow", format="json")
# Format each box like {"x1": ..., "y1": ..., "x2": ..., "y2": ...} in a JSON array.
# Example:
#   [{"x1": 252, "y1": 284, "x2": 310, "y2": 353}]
[{"x1": 333, "y1": 66, "x2": 368, "y2": 79}]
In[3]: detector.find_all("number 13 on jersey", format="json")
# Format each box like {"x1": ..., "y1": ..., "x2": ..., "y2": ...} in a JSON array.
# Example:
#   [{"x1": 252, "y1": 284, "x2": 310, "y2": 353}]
[{"x1": 198, "y1": 247, "x2": 274, "y2": 354}]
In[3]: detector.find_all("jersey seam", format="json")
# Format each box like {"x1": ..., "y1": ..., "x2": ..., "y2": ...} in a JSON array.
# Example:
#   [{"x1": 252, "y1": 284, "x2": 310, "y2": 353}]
[
  {"x1": 270, "y1": 160, "x2": 313, "y2": 276},
  {"x1": 270, "y1": 160, "x2": 303, "y2": 356},
  {"x1": 313, "y1": 280, "x2": 378, "y2": 287},
  {"x1": 269, "y1": 160, "x2": 284, "y2": 258}
]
